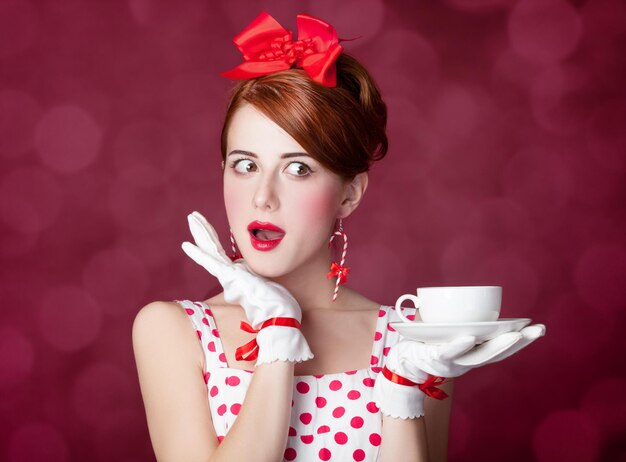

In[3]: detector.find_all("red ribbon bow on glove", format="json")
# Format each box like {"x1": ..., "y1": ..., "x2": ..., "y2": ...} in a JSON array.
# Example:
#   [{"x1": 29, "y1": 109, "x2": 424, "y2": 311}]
[
  {"x1": 382, "y1": 366, "x2": 449, "y2": 400},
  {"x1": 235, "y1": 317, "x2": 302, "y2": 361},
  {"x1": 220, "y1": 11, "x2": 344, "y2": 87}
]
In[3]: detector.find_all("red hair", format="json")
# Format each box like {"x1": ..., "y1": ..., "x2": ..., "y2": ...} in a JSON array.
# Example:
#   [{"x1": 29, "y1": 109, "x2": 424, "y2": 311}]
[{"x1": 220, "y1": 53, "x2": 388, "y2": 181}]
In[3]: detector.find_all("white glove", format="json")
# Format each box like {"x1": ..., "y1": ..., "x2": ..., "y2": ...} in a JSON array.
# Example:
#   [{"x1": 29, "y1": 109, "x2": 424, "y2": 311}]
[
  {"x1": 181, "y1": 211, "x2": 314, "y2": 365},
  {"x1": 373, "y1": 324, "x2": 546, "y2": 419}
]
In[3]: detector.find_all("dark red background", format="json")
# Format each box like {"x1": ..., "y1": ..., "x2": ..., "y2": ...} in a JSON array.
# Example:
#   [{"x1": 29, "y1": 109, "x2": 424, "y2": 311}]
[{"x1": 1, "y1": 0, "x2": 625, "y2": 461}]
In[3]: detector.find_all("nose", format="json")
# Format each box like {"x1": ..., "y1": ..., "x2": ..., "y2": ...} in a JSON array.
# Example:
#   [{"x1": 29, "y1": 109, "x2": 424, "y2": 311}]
[{"x1": 252, "y1": 174, "x2": 279, "y2": 211}]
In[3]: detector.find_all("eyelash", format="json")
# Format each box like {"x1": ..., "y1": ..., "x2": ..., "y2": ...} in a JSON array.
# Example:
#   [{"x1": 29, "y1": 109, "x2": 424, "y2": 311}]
[{"x1": 228, "y1": 157, "x2": 314, "y2": 177}]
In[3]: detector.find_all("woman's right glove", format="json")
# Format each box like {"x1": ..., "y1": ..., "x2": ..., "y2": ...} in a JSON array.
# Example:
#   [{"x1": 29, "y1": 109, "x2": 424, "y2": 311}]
[
  {"x1": 181, "y1": 211, "x2": 314, "y2": 365},
  {"x1": 373, "y1": 324, "x2": 545, "y2": 419}
]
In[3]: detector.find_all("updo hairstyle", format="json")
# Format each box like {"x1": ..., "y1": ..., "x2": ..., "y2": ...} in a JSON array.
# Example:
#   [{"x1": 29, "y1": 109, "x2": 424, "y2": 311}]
[{"x1": 220, "y1": 53, "x2": 388, "y2": 182}]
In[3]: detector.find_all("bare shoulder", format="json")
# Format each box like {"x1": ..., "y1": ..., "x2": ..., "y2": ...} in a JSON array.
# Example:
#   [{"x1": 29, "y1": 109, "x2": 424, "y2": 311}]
[
  {"x1": 132, "y1": 300, "x2": 203, "y2": 368},
  {"x1": 133, "y1": 300, "x2": 190, "y2": 337}
]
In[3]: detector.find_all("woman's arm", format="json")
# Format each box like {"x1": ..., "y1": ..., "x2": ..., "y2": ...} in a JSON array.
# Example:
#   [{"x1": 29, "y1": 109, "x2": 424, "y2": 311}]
[
  {"x1": 132, "y1": 301, "x2": 294, "y2": 462},
  {"x1": 379, "y1": 379, "x2": 454, "y2": 462}
]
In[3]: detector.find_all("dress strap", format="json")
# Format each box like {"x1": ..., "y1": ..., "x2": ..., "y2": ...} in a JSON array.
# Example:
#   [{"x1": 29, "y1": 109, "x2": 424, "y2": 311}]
[
  {"x1": 174, "y1": 300, "x2": 229, "y2": 375},
  {"x1": 370, "y1": 304, "x2": 418, "y2": 370}
]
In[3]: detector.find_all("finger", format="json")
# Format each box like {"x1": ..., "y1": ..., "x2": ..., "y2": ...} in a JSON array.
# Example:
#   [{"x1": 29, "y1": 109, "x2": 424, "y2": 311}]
[
  {"x1": 188, "y1": 212, "x2": 231, "y2": 265},
  {"x1": 181, "y1": 241, "x2": 226, "y2": 279},
  {"x1": 454, "y1": 331, "x2": 522, "y2": 367},
  {"x1": 439, "y1": 336, "x2": 477, "y2": 361},
  {"x1": 481, "y1": 324, "x2": 546, "y2": 365}
]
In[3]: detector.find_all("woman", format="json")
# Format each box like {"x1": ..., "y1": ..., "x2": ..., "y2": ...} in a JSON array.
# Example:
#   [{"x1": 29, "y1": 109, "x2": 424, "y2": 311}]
[{"x1": 132, "y1": 12, "x2": 544, "y2": 462}]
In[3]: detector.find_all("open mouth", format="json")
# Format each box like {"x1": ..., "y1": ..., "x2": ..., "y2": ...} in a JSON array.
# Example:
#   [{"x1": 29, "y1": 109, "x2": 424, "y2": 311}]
[{"x1": 251, "y1": 229, "x2": 285, "y2": 241}]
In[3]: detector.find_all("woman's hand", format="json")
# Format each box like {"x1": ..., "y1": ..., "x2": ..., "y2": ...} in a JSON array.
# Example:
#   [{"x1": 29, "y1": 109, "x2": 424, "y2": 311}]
[
  {"x1": 374, "y1": 324, "x2": 546, "y2": 419},
  {"x1": 181, "y1": 211, "x2": 314, "y2": 365}
]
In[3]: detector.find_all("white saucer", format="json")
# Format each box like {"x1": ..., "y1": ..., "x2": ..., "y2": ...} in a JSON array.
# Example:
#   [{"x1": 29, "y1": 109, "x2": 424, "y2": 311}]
[{"x1": 389, "y1": 318, "x2": 532, "y2": 344}]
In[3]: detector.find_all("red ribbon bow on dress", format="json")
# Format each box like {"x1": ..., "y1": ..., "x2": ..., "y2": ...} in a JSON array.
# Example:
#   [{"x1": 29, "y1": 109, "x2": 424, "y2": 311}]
[
  {"x1": 220, "y1": 11, "x2": 344, "y2": 87},
  {"x1": 235, "y1": 317, "x2": 302, "y2": 361},
  {"x1": 327, "y1": 261, "x2": 350, "y2": 284}
]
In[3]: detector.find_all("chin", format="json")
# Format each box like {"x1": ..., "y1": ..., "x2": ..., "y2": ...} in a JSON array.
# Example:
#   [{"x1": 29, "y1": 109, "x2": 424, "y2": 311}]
[{"x1": 241, "y1": 257, "x2": 289, "y2": 279}]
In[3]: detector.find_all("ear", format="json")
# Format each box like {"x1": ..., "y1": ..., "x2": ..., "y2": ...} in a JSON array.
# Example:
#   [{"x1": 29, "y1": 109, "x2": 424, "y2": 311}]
[{"x1": 338, "y1": 172, "x2": 368, "y2": 219}]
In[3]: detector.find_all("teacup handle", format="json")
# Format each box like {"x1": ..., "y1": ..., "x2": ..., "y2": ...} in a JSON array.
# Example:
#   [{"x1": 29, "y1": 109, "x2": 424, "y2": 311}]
[{"x1": 395, "y1": 294, "x2": 420, "y2": 322}]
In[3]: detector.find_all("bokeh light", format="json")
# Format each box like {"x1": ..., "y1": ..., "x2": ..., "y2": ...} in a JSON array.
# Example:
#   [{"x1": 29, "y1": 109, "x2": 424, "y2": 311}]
[
  {"x1": 0, "y1": 325, "x2": 35, "y2": 390},
  {"x1": 508, "y1": 0, "x2": 583, "y2": 64},
  {"x1": 35, "y1": 104, "x2": 103, "y2": 174},
  {"x1": 37, "y1": 286, "x2": 103, "y2": 352}
]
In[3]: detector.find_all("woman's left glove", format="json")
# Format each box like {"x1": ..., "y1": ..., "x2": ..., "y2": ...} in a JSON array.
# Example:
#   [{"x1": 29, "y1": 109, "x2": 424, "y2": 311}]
[
  {"x1": 181, "y1": 211, "x2": 314, "y2": 365},
  {"x1": 373, "y1": 324, "x2": 545, "y2": 419}
]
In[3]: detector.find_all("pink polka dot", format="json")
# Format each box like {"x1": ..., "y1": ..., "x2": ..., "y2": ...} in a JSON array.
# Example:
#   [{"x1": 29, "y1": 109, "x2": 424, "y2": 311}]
[
  {"x1": 374, "y1": 331, "x2": 382, "y2": 341},
  {"x1": 332, "y1": 406, "x2": 346, "y2": 418},
  {"x1": 371, "y1": 366, "x2": 382, "y2": 373},
  {"x1": 230, "y1": 403, "x2": 241, "y2": 415},
  {"x1": 314, "y1": 374, "x2": 325, "y2": 378},
  {"x1": 300, "y1": 434, "x2": 314, "y2": 444},
  {"x1": 334, "y1": 431, "x2": 348, "y2": 445},
  {"x1": 317, "y1": 425, "x2": 330, "y2": 434},
  {"x1": 284, "y1": 447, "x2": 297, "y2": 460},
  {"x1": 406, "y1": 314, "x2": 415, "y2": 321},
  {"x1": 296, "y1": 381, "x2": 310, "y2": 393},
  {"x1": 363, "y1": 378, "x2": 375, "y2": 387},
  {"x1": 348, "y1": 390, "x2": 361, "y2": 400},
  {"x1": 218, "y1": 353, "x2": 227, "y2": 363},
  {"x1": 226, "y1": 376, "x2": 240, "y2": 386},
  {"x1": 383, "y1": 347, "x2": 390, "y2": 357},
  {"x1": 370, "y1": 355, "x2": 378, "y2": 365},
  {"x1": 289, "y1": 426, "x2": 297, "y2": 436},
  {"x1": 207, "y1": 341, "x2": 216, "y2": 352},
  {"x1": 351, "y1": 416, "x2": 364, "y2": 428},
  {"x1": 319, "y1": 448, "x2": 332, "y2": 461},
  {"x1": 210, "y1": 386, "x2": 219, "y2": 397},
  {"x1": 185, "y1": 308, "x2": 194, "y2": 315},
  {"x1": 300, "y1": 412, "x2": 312, "y2": 425},
  {"x1": 345, "y1": 370, "x2": 357, "y2": 375},
  {"x1": 366, "y1": 401, "x2": 379, "y2": 413},
  {"x1": 203, "y1": 372, "x2": 210, "y2": 384},
  {"x1": 217, "y1": 404, "x2": 227, "y2": 416},
  {"x1": 204, "y1": 309, "x2": 212, "y2": 317},
  {"x1": 202, "y1": 318, "x2": 209, "y2": 326},
  {"x1": 378, "y1": 309, "x2": 385, "y2": 317},
  {"x1": 369, "y1": 432, "x2": 381, "y2": 446},
  {"x1": 315, "y1": 397, "x2": 327, "y2": 408},
  {"x1": 195, "y1": 330, "x2": 202, "y2": 340},
  {"x1": 387, "y1": 323, "x2": 396, "y2": 332},
  {"x1": 217, "y1": 435, "x2": 224, "y2": 443},
  {"x1": 329, "y1": 380, "x2": 343, "y2": 391},
  {"x1": 211, "y1": 328, "x2": 220, "y2": 337},
  {"x1": 353, "y1": 449, "x2": 366, "y2": 461}
]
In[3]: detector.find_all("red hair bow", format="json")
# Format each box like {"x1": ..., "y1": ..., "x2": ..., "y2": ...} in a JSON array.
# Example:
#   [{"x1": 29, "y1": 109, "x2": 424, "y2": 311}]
[{"x1": 220, "y1": 11, "x2": 344, "y2": 87}]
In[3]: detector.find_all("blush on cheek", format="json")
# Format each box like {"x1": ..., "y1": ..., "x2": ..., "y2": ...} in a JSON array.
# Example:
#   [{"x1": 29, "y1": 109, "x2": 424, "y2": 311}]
[{"x1": 302, "y1": 188, "x2": 340, "y2": 224}]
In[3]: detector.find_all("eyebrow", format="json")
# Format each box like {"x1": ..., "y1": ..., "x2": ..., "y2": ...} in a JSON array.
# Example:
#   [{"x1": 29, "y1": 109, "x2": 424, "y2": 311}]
[{"x1": 227, "y1": 149, "x2": 311, "y2": 159}]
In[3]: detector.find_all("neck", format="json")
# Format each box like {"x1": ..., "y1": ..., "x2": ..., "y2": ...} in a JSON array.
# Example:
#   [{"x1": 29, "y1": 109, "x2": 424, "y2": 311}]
[{"x1": 269, "y1": 246, "x2": 346, "y2": 311}]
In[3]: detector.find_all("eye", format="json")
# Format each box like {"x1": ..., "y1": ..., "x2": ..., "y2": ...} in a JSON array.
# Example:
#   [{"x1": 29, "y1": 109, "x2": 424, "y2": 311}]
[
  {"x1": 285, "y1": 161, "x2": 312, "y2": 177},
  {"x1": 231, "y1": 158, "x2": 257, "y2": 174}
]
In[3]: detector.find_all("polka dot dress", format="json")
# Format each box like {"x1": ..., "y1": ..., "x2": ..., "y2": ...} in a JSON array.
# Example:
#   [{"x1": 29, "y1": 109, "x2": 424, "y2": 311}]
[{"x1": 175, "y1": 300, "x2": 416, "y2": 461}]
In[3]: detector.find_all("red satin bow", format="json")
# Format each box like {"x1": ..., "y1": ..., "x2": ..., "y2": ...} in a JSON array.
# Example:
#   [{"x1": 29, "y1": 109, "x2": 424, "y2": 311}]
[
  {"x1": 327, "y1": 261, "x2": 350, "y2": 284},
  {"x1": 220, "y1": 11, "x2": 344, "y2": 87},
  {"x1": 382, "y1": 366, "x2": 449, "y2": 400},
  {"x1": 235, "y1": 317, "x2": 302, "y2": 361}
]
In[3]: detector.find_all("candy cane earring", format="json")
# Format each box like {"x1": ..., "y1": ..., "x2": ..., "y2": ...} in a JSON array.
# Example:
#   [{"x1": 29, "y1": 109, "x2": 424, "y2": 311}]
[
  {"x1": 327, "y1": 218, "x2": 350, "y2": 302},
  {"x1": 229, "y1": 229, "x2": 243, "y2": 261}
]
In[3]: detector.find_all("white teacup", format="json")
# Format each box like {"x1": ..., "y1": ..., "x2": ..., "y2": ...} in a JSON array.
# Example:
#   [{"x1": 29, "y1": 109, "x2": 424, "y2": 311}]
[{"x1": 395, "y1": 286, "x2": 502, "y2": 323}]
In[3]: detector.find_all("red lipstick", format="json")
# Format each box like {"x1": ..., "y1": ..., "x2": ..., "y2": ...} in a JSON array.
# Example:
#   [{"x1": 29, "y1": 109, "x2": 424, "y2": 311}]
[{"x1": 247, "y1": 221, "x2": 286, "y2": 251}]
